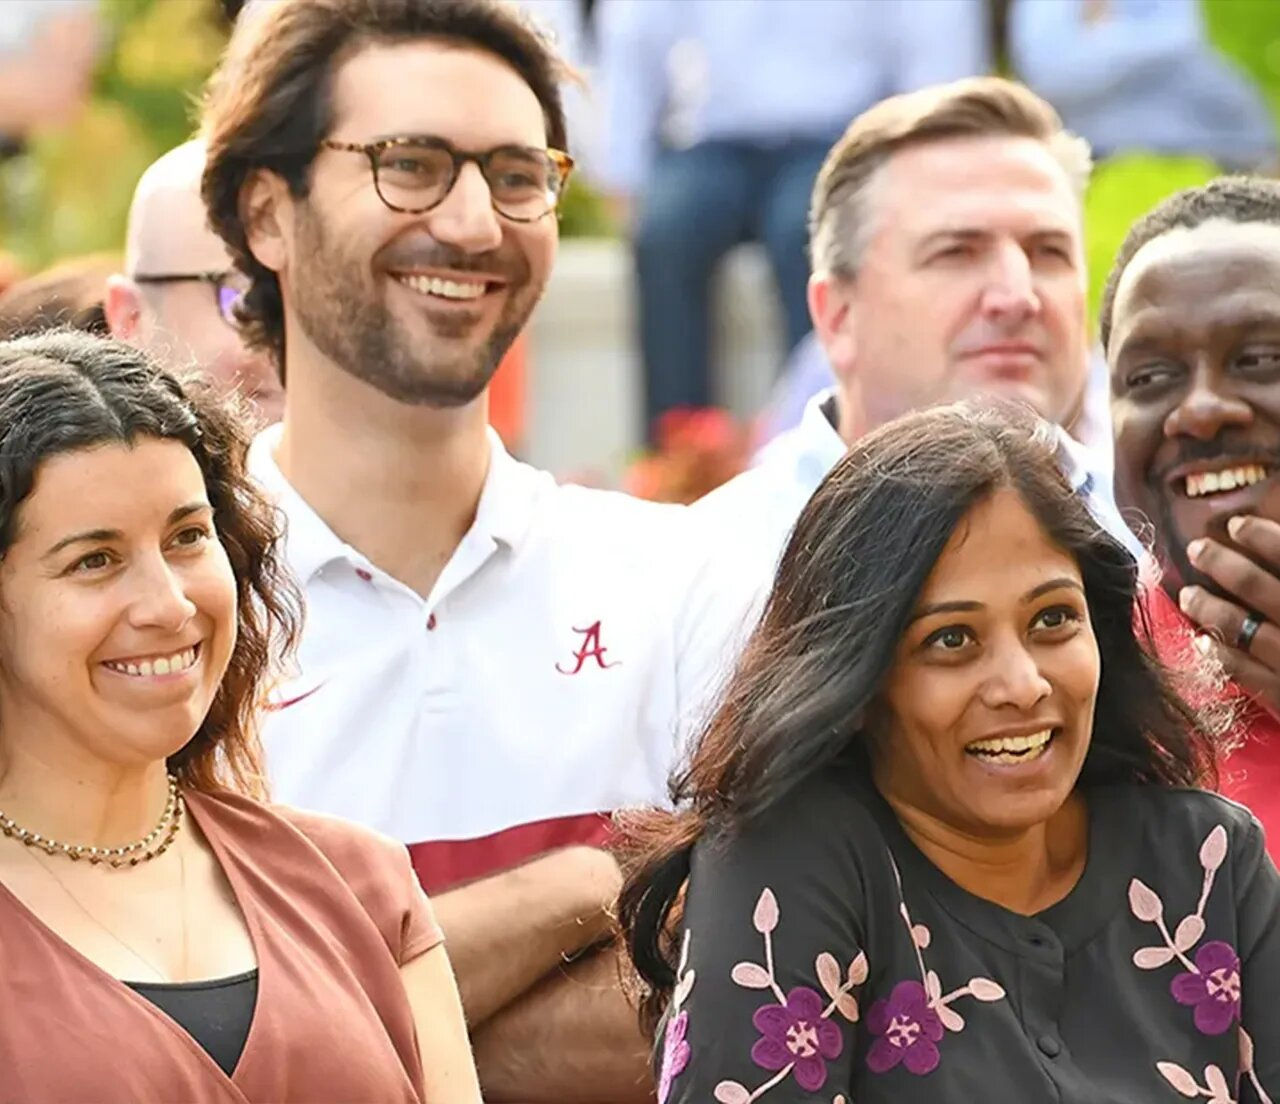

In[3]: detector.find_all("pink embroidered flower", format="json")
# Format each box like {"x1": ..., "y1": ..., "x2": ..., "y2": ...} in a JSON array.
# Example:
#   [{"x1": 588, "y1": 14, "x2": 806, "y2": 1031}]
[
  {"x1": 750, "y1": 986, "x2": 843, "y2": 1091},
  {"x1": 657, "y1": 1010, "x2": 690, "y2": 1103},
  {"x1": 866, "y1": 980, "x2": 945, "y2": 1075},
  {"x1": 1171, "y1": 941, "x2": 1241, "y2": 1035}
]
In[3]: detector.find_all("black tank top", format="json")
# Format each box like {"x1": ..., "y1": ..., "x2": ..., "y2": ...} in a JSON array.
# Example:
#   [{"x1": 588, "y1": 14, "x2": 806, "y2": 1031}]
[{"x1": 127, "y1": 969, "x2": 259, "y2": 1076}]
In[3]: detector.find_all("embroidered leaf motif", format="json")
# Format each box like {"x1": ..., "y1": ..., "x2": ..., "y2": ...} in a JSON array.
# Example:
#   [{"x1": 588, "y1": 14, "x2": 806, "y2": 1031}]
[
  {"x1": 1133, "y1": 946, "x2": 1177, "y2": 969},
  {"x1": 731, "y1": 962, "x2": 772, "y2": 989},
  {"x1": 1174, "y1": 915, "x2": 1206, "y2": 951},
  {"x1": 1200, "y1": 825, "x2": 1228, "y2": 873},
  {"x1": 1129, "y1": 878, "x2": 1164, "y2": 922},
  {"x1": 835, "y1": 992, "x2": 860, "y2": 1023},
  {"x1": 925, "y1": 970, "x2": 942, "y2": 1001},
  {"x1": 674, "y1": 968, "x2": 696, "y2": 1008},
  {"x1": 1157, "y1": 1061, "x2": 1201, "y2": 1097},
  {"x1": 848, "y1": 951, "x2": 868, "y2": 986},
  {"x1": 816, "y1": 952, "x2": 841, "y2": 1000},
  {"x1": 714, "y1": 1081, "x2": 751, "y2": 1104},
  {"x1": 937, "y1": 1004, "x2": 965, "y2": 1032},
  {"x1": 1241, "y1": 1026, "x2": 1256, "y2": 1072},
  {"x1": 967, "y1": 978, "x2": 1006, "y2": 1002},
  {"x1": 911, "y1": 923, "x2": 932, "y2": 949},
  {"x1": 753, "y1": 888, "x2": 779, "y2": 934},
  {"x1": 1204, "y1": 1064, "x2": 1231, "y2": 1101}
]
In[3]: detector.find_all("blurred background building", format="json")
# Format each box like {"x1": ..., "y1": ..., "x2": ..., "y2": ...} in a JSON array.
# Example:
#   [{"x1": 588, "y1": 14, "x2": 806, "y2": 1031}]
[{"x1": 1, "y1": 0, "x2": 1278, "y2": 498}]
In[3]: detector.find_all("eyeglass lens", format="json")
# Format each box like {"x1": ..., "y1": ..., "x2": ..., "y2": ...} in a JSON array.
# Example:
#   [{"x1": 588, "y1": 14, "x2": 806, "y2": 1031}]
[
  {"x1": 373, "y1": 143, "x2": 562, "y2": 218},
  {"x1": 216, "y1": 281, "x2": 246, "y2": 325}
]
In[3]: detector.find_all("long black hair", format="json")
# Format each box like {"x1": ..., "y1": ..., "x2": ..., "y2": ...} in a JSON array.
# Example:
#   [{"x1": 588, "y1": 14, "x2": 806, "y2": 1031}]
[{"x1": 619, "y1": 401, "x2": 1225, "y2": 1031}]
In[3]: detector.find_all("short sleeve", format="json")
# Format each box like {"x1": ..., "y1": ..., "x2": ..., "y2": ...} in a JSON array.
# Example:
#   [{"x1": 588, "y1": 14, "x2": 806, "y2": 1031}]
[
  {"x1": 1235, "y1": 816, "x2": 1280, "y2": 1095},
  {"x1": 280, "y1": 807, "x2": 444, "y2": 965},
  {"x1": 659, "y1": 776, "x2": 869, "y2": 1103}
]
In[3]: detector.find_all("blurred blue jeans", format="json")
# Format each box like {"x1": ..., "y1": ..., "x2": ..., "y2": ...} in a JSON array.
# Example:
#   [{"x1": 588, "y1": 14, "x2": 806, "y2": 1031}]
[{"x1": 633, "y1": 136, "x2": 834, "y2": 441}]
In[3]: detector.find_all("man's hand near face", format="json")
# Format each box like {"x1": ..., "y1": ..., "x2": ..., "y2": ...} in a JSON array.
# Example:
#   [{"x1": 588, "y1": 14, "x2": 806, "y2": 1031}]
[{"x1": 1178, "y1": 514, "x2": 1280, "y2": 720}]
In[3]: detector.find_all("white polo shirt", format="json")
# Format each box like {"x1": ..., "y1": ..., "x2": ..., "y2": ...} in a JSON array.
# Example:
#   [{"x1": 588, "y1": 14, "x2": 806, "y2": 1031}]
[{"x1": 249, "y1": 425, "x2": 707, "y2": 894}]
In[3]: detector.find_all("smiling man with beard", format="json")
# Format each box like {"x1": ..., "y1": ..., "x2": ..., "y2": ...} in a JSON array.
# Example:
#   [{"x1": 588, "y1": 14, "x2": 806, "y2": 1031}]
[
  {"x1": 198, "y1": 0, "x2": 703, "y2": 1098},
  {"x1": 1104, "y1": 175, "x2": 1280, "y2": 851}
]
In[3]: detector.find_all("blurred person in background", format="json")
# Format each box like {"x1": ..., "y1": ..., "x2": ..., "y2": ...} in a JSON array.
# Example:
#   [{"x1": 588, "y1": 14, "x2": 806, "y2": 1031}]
[
  {"x1": 595, "y1": 0, "x2": 989, "y2": 442},
  {"x1": 0, "y1": 0, "x2": 100, "y2": 155},
  {"x1": 105, "y1": 141, "x2": 284, "y2": 426},
  {"x1": 1010, "y1": 0, "x2": 1275, "y2": 170},
  {"x1": 1103, "y1": 176, "x2": 1280, "y2": 854},
  {"x1": 0, "y1": 252, "x2": 116, "y2": 339},
  {"x1": 681, "y1": 78, "x2": 1125, "y2": 684},
  {"x1": 199, "y1": 0, "x2": 724, "y2": 1097}
]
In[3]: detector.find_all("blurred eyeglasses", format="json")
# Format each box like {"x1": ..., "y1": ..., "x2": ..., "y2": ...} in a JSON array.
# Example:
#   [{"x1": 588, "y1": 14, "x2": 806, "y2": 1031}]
[
  {"x1": 132, "y1": 270, "x2": 247, "y2": 327},
  {"x1": 321, "y1": 135, "x2": 574, "y2": 223}
]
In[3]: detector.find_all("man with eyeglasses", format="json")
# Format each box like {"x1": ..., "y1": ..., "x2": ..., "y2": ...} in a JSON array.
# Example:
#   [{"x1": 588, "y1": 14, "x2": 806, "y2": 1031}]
[
  {"x1": 104, "y1": 140, "x2": 284, "y2": 424},
  {"x1": 198, "y1": 1, "x2": 710, "y2": 1097}
]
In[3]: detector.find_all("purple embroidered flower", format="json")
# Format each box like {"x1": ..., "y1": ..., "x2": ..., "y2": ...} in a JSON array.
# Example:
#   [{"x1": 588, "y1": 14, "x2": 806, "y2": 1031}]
[
  {"x1": 1171, "y1": 941, "x2": 1241, "y2": 1035},
  {"x1": 750, "y1": 986, "x2": 843, "y2": 1091},
  {"x1": 866, "y1": 980, "x2": 945, "y2": 1075},
  {"x1": 657, "y1": 1010, "x2": 690, "y2": 1104}
]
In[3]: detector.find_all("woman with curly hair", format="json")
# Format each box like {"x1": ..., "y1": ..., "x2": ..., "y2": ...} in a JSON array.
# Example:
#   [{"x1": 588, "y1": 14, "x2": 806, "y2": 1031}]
[{"x1": 0, "y1": 330, "x2": 480, "y2": 1102}]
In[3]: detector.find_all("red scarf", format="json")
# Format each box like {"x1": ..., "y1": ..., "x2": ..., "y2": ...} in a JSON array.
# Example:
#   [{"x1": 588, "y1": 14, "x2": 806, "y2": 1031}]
[{"x1": 1140, "y1": 580, "x2": 1280, "y2": 859}]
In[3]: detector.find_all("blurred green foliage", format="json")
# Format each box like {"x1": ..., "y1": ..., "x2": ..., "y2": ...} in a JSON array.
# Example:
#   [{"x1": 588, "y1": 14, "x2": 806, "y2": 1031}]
[
  {"x1": 0, "y1": 0, "x2": 227, "y2": 270},
  {"x1": 2, "y1": 0, "x2": 1280, "y2": 333},
  {"x1": 1078, "y1": 0, "x2": 1280, "y2": 328}
]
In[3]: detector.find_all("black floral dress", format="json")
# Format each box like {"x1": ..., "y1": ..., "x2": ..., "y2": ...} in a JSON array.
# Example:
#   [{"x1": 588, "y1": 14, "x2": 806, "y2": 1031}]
[{"x1": 655, "y1": 765, "x2": 1280, "y2": 1103}]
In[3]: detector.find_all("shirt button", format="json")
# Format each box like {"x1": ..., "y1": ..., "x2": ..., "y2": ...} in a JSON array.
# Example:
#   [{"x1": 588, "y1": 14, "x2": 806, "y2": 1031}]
[
  {"x1": 1037, "y1": 1034, "x2": 1061, "y2": 1059},
  {"x1": 427, "y1": 613, "x2": 438, "y2": 631},
  {"x1": 355, "y1": 567, "x2": 373, "y2": 582}
]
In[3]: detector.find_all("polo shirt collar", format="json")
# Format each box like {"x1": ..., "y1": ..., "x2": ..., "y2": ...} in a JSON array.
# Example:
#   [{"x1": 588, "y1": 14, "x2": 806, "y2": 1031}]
[
  {"x1": 789, "y1": 388, "x2": 847, "y2": 485},
  {"x1": 247, "y1": 423, "x2": 538, "y2": 584}
]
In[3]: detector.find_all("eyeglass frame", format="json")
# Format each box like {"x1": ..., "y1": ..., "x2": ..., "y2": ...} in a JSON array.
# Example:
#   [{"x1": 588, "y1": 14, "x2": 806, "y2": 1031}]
[
  {"x1": 319, "y1": 135, "x2": 575, "y2": 223},
  {"x1": 131, "y1": 270, "x2": 246, "y2": 327}
]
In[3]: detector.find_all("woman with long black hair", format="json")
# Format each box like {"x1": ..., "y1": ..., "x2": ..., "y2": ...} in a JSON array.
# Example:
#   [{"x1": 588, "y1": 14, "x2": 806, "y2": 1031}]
[{"x1": 620, "y1": 402, "x2": 1279, "y2": 1102}]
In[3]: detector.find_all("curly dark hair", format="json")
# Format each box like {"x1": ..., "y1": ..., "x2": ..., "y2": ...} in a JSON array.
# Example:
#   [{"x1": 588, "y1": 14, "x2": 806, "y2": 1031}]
[
  {"x1": 0, "y1": 329, "x2": 301, "y2": 797},
  {"x1": 200, "y1": 0, "x2": 572, "y2": 375},
  {"x1": 1099, "y1": 175, "x2": 1280, "y2": 353},
  {"x1": 618, "y1": 401, "x2": 1227, "y2": 1032}
]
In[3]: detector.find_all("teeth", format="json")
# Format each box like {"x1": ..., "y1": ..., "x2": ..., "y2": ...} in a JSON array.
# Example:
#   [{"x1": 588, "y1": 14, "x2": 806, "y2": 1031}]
[
  {"x1": 1185, "y1": 464, "x2": 1267, "y2": 498},
  {"x1": 396, "y1": 274, "x2": 487, "y2": 300},
  {"x1": 967, "y1": 729, "x2": 1053, "y2": 757},
  {"x1": 105, "y1": 647, "x2": 197, "y2": 678}
]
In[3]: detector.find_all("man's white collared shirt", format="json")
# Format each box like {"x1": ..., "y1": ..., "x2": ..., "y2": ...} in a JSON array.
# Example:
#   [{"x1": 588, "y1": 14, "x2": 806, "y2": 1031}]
[{"x1": 250, "y1": 425, "x2": 698, "y2": 893}]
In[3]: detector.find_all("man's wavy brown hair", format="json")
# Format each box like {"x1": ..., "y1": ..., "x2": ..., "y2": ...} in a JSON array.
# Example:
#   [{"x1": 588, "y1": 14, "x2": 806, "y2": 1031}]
[
  {"x1": 0, "y1": 329, "x2": 301, "y2": 798},
  {"x1": 200, "y1": 0, "x2": 572, "y2": 376}
]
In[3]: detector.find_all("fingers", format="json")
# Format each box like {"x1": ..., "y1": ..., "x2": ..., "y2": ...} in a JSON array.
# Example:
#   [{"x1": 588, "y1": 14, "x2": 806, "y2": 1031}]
[
  {"x1": 1226, "y1": 514, "x2": 1280, "y2": 571},
  {"x1": 1186, "y1": 536, "x2": 1280, "y2": 625},
  {"x1": 1178, "y1": 584, "x2": 1280, "y2": 673}
]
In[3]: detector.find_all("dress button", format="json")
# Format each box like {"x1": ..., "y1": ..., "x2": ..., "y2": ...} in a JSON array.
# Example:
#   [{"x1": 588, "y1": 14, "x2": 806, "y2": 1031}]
[{"x1": 1037, "y1": 1034, "x2": 1061, "y2": 1058}]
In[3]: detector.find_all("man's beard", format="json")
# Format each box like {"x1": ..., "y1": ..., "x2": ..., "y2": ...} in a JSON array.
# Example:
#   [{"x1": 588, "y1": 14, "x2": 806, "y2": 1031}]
[{"x1": 288, "y1": 204, "x2": 538, "y2": 407}]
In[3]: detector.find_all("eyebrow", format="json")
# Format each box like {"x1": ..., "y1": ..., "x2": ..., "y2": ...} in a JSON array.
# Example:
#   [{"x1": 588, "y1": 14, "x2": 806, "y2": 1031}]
[
  {"x1": 1116, "y1": 309, "x2": 1280, "y2": 358},
  {"x1": 917, "y1": 227, "x2": 1073, "y2": 251},
  {"x1": 42, "y1": 501, "x2": 211, "y2": 559},
  {"x1": 908, "y1": 576, "x2": 1084, "y2": 624}
]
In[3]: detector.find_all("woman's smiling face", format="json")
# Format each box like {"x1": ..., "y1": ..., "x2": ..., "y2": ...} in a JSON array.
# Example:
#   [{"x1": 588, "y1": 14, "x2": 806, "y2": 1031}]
[
  {"x1": 874, "y1": 487, "x2": 1101, "y2": 838},
  {"x1": 0, "y1": 437, "x2": 237, "y2": 772}
]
